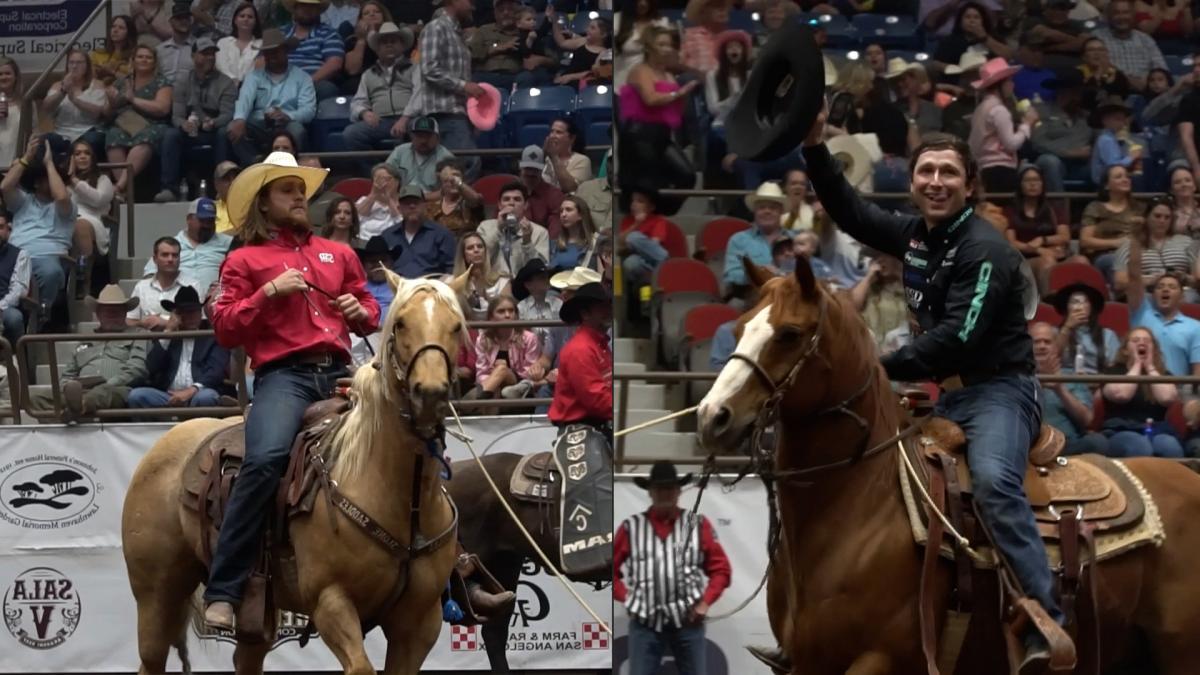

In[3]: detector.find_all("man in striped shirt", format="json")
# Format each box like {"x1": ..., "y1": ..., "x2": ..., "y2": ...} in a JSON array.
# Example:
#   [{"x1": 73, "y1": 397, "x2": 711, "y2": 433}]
[
  {"x1": 282, "y1": 0, "x2": 347, "y2": 100},
  {"x1": 415, "y1": 0, "x2": 487, "y2": 179},
  {"x1": 614, "y1": 461, "x2": 731, "y2": 675}
]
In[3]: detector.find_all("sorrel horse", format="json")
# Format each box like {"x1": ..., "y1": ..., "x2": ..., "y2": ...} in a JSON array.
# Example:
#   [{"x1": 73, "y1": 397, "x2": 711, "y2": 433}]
[
  {"x1": 121, "y1": 271, "x2": 470, "y2": 675},
  {"x1": 695, "y1": 258, "x2": 1200, "y2": 675},
  {"x1": 449, "y1": 452, "x2": 610, "y2": 671}
]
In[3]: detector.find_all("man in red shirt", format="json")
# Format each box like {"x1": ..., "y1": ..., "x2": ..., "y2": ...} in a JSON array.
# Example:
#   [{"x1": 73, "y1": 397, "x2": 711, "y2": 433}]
[
  {"x1": 615, "y1": 460, "x2": 731, "y2": 675},
  {"x1": 547, "y1": 282, "x2": 612, "y2": 435},
  {"x1": 202, "y1": 152, "x2": 381, "y2": 629}
]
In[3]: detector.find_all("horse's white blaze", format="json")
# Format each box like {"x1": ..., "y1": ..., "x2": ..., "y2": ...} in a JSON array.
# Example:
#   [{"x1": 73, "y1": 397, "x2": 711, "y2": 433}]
[
  {"x1": 423, "y1": 296, "x2": 435, "y2": 324},
  {"x1": 699, "y1": 304, "x2": 775, "y2": 422}
]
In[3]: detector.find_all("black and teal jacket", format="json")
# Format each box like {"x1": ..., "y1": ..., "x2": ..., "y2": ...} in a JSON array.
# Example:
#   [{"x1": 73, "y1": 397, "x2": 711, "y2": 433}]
[{"x1": 801, "y1": 144, "x2": 1034, "y2": 384}]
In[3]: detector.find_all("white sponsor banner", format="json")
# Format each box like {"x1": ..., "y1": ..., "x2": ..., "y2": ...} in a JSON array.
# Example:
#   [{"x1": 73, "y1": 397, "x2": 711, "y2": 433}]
[
  {"x1": 612, "y1": 475, "x2": 774, "y2": 675},
  {"x1": 0, "y1": 419, "x2": 611, "y2": 672},
  {"x1": 0, "y1": 2, "x2": 110, "y2": 74}
]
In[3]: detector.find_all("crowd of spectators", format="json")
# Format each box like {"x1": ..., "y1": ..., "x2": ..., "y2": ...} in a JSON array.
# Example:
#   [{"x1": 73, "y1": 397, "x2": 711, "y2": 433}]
[
  {"x1": 0, "y1": 0, "x2": 615, "y2": 423},
  {"x1": 615, "y1": 0, "x2": 1200, "y2": 459}
]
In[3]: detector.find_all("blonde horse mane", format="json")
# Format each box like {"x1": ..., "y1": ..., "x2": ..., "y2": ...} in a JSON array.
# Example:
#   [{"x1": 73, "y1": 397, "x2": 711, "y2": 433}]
[{"x1": 330, "y1": 269, "x2": 468, "y2": 482}]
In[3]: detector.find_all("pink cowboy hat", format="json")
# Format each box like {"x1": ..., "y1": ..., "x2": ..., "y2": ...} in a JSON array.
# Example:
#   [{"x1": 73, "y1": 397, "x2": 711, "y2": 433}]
[
  {"x1": 467, "y1": 82, "x2": 502, "y2": 131},
  {"x1": 971, "y1": 57, "x2": 1022, "y2": 90},
  {"x1": 713, "y1": 29, "x2": 753, "y2": 57}
]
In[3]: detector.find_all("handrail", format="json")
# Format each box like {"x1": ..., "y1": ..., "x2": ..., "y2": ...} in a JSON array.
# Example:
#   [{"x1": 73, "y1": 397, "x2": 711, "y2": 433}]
[
  {"x1": 0, "y1": 337, "x2": 21, "y2": 424},
  {"x1": 17, "y1": 0, "x2": 114, "y2": 149},
  {"x1": 614, "y1": 188, "x2": 1168, "y2": 200},
  {"x1": 97, "y1": 162, "x2": 135, "y2": 257},
  {"x1": 307, "y1": 144, "x2": 611, "y2": 161}
]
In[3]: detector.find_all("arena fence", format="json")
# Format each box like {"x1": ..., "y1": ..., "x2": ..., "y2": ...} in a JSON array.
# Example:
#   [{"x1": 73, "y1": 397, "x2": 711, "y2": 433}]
[{"x1": 612, "y1": 371, "x2": 1200, "y2": 467}]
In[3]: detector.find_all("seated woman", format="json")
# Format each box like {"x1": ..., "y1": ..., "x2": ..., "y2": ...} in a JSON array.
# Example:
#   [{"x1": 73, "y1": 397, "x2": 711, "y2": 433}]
[
  {"x1": 215, "y1": 2, "x2": 263, "y2": 85},
  {"x1": 550, "y1": 11, "x2": 613, "y2": 87},
  {"x1": 270, "y1": 129, "x2": 299, "y2": 157},
  {"x1": 104, "y1": 44, "x2": 173, "y2": 199},
  {"x1": 341, "y1": 0, "x2": 393, "y2": 94},
  {"x1": 356, "y1": 163, "x2": 403, "y2": 240},
  {"x1": 455, "y1": 232, "x2": 511, "y2": 320},
  {"x1": 619, "y1": 187, "x2": 672, "y2": 286},
  {"x1": 1113, "y1": 196, "x2": 1198, "y2": 301},
  {"x1": 1168, "y1": 163, "x2": 1200, "y2": 238},
  {"x1": 91, "y1": 15, "x2": 138, "y2": 85},
  {"x1": 0, "y1": 58, "x2": 23, "y2": 168},
  {"x1": 542, "y1": 117, "x2": 593, "y2": 193},
  {"x1": 425, "y1": 159, "x2": 483, "y2": 240},
  {"x1": 550, "y1": 196, "x2": 597, "y2": 273},
  {"x1": 1052, "y1": 281, "x2": 1121, "y2": 374},
  {"x1": 44, "y1": 48, "x2": 112, "y2": 158},
  {"x1": 1004, "y1": 164, "x2": 1078, "y2": 295},
  {"x1": 1100, "y1": 327, "x2": 1185, "y2": 458},
  {"x1": 65, "y1": 140, "x2": 116, "y2": 287},
  {"x1": 470, "y1": 295, "x2": 542, "y2": 401},
  {"x1": 1078, "y1": 38, "x2": 1132, "y2": 101},
  {"x1": 321, "y1": 196, "x2": 363, "y2": 248},
  {"x1": 1080, "y1": 165, "x2": 1145, "y2": 286}
]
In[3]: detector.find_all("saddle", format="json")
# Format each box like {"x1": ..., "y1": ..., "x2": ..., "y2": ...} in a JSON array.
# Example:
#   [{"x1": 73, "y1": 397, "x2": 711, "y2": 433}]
[
  {"x1": 904, "y1": 416, "x2": 1166, "y2": 675},
  {"x1": 509, "y1": 451, "x2": 559, "y2": 503}
]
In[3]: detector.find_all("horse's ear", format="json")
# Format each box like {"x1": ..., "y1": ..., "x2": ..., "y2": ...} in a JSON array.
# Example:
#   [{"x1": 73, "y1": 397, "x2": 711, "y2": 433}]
[
  {"x1": 794, "y1": 254, "x2": 818, "y2": 300},
  {"x1": 447, "y1": 265, "x2": 472, "y2": 296},
  {"x1": 383, "y1": 266, "x2": 402, "y2": 294},
  {"x1": 743, "y1": 256, "x2": 774, "y2": 289}
]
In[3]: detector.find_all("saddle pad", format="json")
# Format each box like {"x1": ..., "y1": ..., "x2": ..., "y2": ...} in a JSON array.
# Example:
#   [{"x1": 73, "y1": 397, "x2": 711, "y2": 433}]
[
  {"x1": 901, "y1": 449, "x2": 1166, "y2": 570},
  {"x1": 553, "y1": 425, "x2": 614, "y2": 577},
  {"x1": 509, "y1": 451, "x2": 558, "y2": 503},
  {"x1": 181, "y1": 421, "x2": 246, "y2": 504}
]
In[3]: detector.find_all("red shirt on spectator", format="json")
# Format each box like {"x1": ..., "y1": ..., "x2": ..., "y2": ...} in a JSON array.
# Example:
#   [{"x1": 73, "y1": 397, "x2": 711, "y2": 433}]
[
  {"x1": 211, "y1": 229, "x2": 381, "y2": 367},
  {"x1": 612, "y1": 507, "x2": 731, "y2": 606},
  {"x1": 619, "y1": 213, "x2": 670, "y2": 242},
  {"x1": 527, "y1": 179, "x2": 564, "y2": 240},
  {"x1": 548, "y1": 324, "x2": 612, "y2": 423}
]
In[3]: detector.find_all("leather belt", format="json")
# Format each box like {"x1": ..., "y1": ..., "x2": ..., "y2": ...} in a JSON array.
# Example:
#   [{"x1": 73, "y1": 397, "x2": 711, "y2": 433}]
[
  {"x1": 262, "y1": 351, "x2": 346, "y2": 372},
  {"x1": 959, "y1": 366, "x2": 1032, "y2": 388}
]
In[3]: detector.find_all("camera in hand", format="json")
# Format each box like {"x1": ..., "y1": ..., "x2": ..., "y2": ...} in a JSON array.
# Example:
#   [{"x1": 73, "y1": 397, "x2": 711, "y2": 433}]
[{"x1": 502, "y1": 214, "x2": 519, "y2": 232}]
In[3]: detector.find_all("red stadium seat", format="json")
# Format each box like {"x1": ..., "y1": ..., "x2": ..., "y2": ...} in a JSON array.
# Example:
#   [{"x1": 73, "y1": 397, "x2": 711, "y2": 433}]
[
  {"x1": 654, "y1": 258, "x2": 721, "y2": 297},
  {"x1": 1098, "y1": 302, "x2": 1130, "y2": 337},
  {"x1": 1048, "y1": 262, "x2": 1107, "y2": 298},
  {"x1": 330, "y1": 178, "x2": 371, "y2": 200},
  {"x1": 696, "y1": 217, "x2": 752, "y2": 262},
  {"x1": 1090, "y1": 391, "x2": 1105, "y2": 432},
  {"x1": 1167, "y1": 400, "x2": 1188, "y2": 438},
  {"x1": 653, "y1": 260, "x2": 722, "y2": 366},
  {"x1": 1032, "y1": 302, "x2": 1062, "y2": 327},
  {"x1": 471, "y1": 174, "x2": 520, "y2": 207},
  {"x1": 1181, "y1": 303, "x2": 1200, "y2": 321},
  {"x1": 681, "y1": 303, "x2": 741, "y2": 403},
  {"x1": 684, "y1": 303, "x2": 740, "y2": 342},
  {"x1": 659, "y1": 219, "x2": 689, "y2": 260}
]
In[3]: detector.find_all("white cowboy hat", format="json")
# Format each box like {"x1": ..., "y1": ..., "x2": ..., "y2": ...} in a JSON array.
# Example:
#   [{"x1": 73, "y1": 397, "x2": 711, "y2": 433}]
[
  {"x1": 85, "y1": 284, "x2": 139, "y2": 311},
  {"x1": 944, "y1": 51, "x2": 988, "y2": 75},
  {"x1": 367, "y1": 22, "x2": 415, "y2": 54},
  {"x1": 226, "y1": 152, "x2": 329, "y2": 230},
  {"x1": 882, "y1": 57, "x2": 924, "y2": 79},
  {"x1": 550, "y1": 266, "x2": 602, "y2": 291},
  {"x1": 971, "y1": 57, "x2": 1022, "y2": 90},
  {"x1": 744, "y1": 181, "x2": 788, "y2": 211},
  {"x1": 823, "y1": 56, "x2": 839, "y2": 88},
  {"x1": 827, "y1": 135, "x2": 874, "y2": 189}
]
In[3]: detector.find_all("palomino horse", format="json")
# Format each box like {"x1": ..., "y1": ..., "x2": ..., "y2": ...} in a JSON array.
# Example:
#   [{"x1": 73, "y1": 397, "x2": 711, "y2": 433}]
[
  {"x1": 695, "y1": 258, "x2": 1200, "y2": 675},
  {"x1": 449, "y1": 452, "x2": 611, "y2": 672},
  {"x1": 122, "y1": 270, "x2": 469, "y2": 675}
]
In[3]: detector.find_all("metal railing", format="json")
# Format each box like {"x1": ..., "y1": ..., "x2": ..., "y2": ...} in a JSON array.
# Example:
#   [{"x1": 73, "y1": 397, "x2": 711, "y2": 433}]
[
  {"x1": 11, "y1": 318, "x2": 569, "y2": 422},
  {"x1": 612, "y1": 370, "x2": 1200, "y2": 467},
  {"x1": 308, "y1": 145, "x2": 611, "y2": 161},
  {"x1": 97, "y1": 162, "x2": 135, "y2": 258},
  {"x1": 0, "y1": 338, "x2": 21, "y2": 424}
]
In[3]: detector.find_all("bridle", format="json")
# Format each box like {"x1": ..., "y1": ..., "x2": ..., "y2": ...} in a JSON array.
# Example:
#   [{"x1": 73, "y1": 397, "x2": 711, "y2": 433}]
[{"x1": 381, "y1": 327, "x2": 456, "y2": 442}]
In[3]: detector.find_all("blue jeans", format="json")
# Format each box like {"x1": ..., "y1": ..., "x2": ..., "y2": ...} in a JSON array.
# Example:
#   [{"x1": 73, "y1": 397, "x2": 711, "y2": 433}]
[
  {"x1": 627, "y1": 618, "x2": 706, "y2": 675},
  {"x1": 314, "y1": 79, "x2": 341, "y2": 101},
  {"x1": 430, "y1": 113, "x2": 479, "y2": 181},
  {"x1": 1, "y1": 306, "x2": 23, "y2": 345},
  {"x1": 342, "y1": 115, "x2": 405, "y2": 152},
  {"x1": 127, "y1": 386, "x2": 221, "y2": 408},
  {"x1": 936, "y1": 374, "x2": 1062, "y2": 624},
  {"x1": 160, "y1": 127, "x2": 225, "y2": 195},
  {"x1": 1092, "y1": 252, "x2": 1117, "y2": 288},
  {"x1": 205, "y1": 362, "x2": 348, "y2": 603},
  {"x1": 622, "y1": 231, "x2": 668, "y2": 285},
  {"x1": 1062, "y1": 432, "x2": 1109, "y2": 456},
  {"x1": 29, "y1": 255, "x2": 65, "y2": 315},
  {"x1": 223, "y1": 119, "x2": 309, "y2": 167},
  {"x1": 1035, "y1": 154, "x2": 1092, "y2": 193},
  {"x1": 474, "y1": 70, "x2": 517, "y2": 91},
  {"x1": 1105, "y1": 430, "x2": 1185, "y2": 458},
  {"x1": 516, "y1": 67, "x2": 554, "y2": 88}
]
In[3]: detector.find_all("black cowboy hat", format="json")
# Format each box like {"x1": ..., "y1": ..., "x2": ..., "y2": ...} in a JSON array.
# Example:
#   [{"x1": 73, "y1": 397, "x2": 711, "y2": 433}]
[
  {"x1": 1050, "y1": 281, "x2": 1106, "y2": 317},
  {"x1": 358, "y1": 235, "x2": 395, "y2": 261},
  {"x1": 1089, "y1": 94, "x2": 1133, "y2": 129},
  {"x1": 725, "y1": 20, "x2": 826, "y2": 162},
  {"x1": 633, "y1": 460, "x2": 693, "y2": 489},
  {"x1": 513, "y1": 258, "x2": 550, "y2": 301},
  {"x1": 161, "y1": 285, "x2": 203, "y2": 313},
  {"x1": 559, "y1": 282, "x2": 610, "y2": 324},
  {"x1": 616, "y1": 181, "x2": 667, "y2": 216},
  {"x1": 616, "y1": 149, "x2": 689, "y2": 217}
]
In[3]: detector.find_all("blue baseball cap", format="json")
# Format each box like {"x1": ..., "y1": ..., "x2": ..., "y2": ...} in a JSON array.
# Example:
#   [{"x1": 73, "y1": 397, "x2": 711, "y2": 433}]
[{"x1": 190, "y1": 197, "x2": 217, "y2": 220}]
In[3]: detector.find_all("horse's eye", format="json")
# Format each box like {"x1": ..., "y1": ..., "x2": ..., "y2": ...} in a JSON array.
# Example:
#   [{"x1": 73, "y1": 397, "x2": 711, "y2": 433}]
[
  {"x1": 393, "y1": 319, "x2": 405, "y2": 331},
  {"x1": 452, "y1": 322, "x2": 463, "y2": 334},
  {"x1": 776, "y1": 327, "x2": 803, "y2": 343}
]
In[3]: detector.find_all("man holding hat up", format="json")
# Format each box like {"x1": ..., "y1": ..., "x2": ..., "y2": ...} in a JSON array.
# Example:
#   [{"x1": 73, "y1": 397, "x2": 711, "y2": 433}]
[
  {"x1": 157, "y1": 36, "x2": 238, "y2": 203},
  {"x1": 614, "y1": 460, "x2": 731, "y2": 675},
  {"x1": 202, "y1": 151, "x2": 380, "y2": 628},
  {"x1": 343, "y1": 23, "x2": 420, "y2": 155},
  {"x1": 128, "y1": 285, "x2": 232, "y2": 408}
]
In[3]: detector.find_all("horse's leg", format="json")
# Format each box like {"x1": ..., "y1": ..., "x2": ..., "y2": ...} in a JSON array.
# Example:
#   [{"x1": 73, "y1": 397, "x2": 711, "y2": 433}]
[
  {"x1": 481, "y1": 553, "x2": 523, "y2": 672},
  {"x1": 311, "y1": 586, "x2": 375, "y2": 675},
  {"x1": 841, "y1": 652, "x2": 893, "y2": 675},
  {"x1": 132, "y1": 586, "x2": 195, "y2": 675},
  {"x1": 381, "y1": 600, "x2": 444, "y2": 675},
  {"x1": 232, "y1": 640, "x2": 270, "y2": 675}
]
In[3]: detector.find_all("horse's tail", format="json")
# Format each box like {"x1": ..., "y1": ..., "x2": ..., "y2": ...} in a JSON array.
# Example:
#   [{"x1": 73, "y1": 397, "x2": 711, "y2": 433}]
[{"x1": 176, "y1": 588, "x2": 206, "y2": 675}]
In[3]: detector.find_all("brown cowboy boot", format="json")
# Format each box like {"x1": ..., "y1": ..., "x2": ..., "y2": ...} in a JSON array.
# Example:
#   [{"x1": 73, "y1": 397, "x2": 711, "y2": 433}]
[
  {"x1": 746, "y1": 645, "x2": 790, "y2": 674},
  {"x1": 457, "y1": 552, "x2": 516, "y2": 621},
  {"x1": 204, "y1": 601, "x2": 235, "y2": 631}
]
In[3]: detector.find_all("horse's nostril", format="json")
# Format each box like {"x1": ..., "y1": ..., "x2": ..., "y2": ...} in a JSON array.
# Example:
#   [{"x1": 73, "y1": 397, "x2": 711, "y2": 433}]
[
  {"x1": 713, "y1": 406, "x2": 732, "y2": 431},
  {"x1": 413, "y1": 382, "x2": 423, "y2": 396}
]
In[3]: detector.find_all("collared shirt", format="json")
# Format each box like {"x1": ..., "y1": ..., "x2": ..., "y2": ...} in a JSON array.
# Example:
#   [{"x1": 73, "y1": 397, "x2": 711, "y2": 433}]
[
  {"x1": 1031, "y1": 103, "x2": 1093, "y2": 157},
  {"x1": 1132, "y1": 301, "x2": 1200, "y2": 376},
  {"x1": 169, "y1": 338, "x2": 197, "y2": 390},
  {"x1": 722, "y1": 224, "x2": 797, "y2": 286},
  {"x1": 233, "y1": 65, "x2": 317, "y2": 124},
  {"x1": 1092, "y1": 26, "x2": 1166, "y2": 80},
  {"x1": 574, "y1": 177, "x2": 612, "y2": 230},
  {"x1": 355, "y1": 196, "x2": 399, "y2": 240},
  {"x1": 476, "y1": 218, "x2": 551, "y2": 276},
  {"x1": 322, "y1": 2, "x2": 359, "y2": 30},
  {"x1": 281, "y1": 22, "x2": 346, "y2": 75},
  {"x1": 709, "y1": 319, "x2": 736, "y2": 369},
  {"x1": 548, "y1": 324, "x2": 613, "y2": 423},
  {"x1": 1091, "y1": 130, "x2": 1137, "y2": 185},
  {"x1": 517, "y1": 294, "x2": 563, "y2": 347},
  {"x1": 156, "y1": 36, "x2": 195, "y2": 83},
  {"x1": 216, "y1": 36, "x2": 262, "y2": 83},
  {"x1": 381, "y1": 219, "x2": 456, "y2": 279},
  {"x1": 0, "y1": 246, "x2": 31, "y2": 313},
  {"x1": 351, "y1": 60, "x2": 418, "y2": 120},
  {"x1": 415, "y1": 11, "x2": 470, "y2": 115},
  {"x1": 128, "y1": 274, "x2": 197, "y2": 322},
  {"x1": 211, "y1": 229, "x2": 381, "y2": 367},
  {"x1": 468, "y1": 22, "x2": 523, "y2": 73},
  {"x1": 7, "y1": 188, "x2": 78, "y2": 257},
  {"x1": 613, "y1": 507, "x2": 732, "y2": 618},
  {"x1": 215, "y1": 199, "x2": 232, "y2": 234},
  {"x1": 1040, "y1": 376, "x2": 1093, "y2": 441},
  {"x1": 385, "y1": 142, "x2": 456, "y2": 192},
  {"x1": 173, "y1": 68, "x2": 238, "y2": 129},
  {"x1": 366, "y1": 279, "x2": 394, "y2": 318},
  {"x1": 474, "y1": 329, "x2": 541, "y2": 384},
  {"x1": 526, "y1": 180, "x2": 564, "y2": 239},
  {"x1": 62, "y1": 329, "x2": 148, "y2": 387},
  {"x1": 142, "y1": 230, "x2": 233, "y2": 298}
]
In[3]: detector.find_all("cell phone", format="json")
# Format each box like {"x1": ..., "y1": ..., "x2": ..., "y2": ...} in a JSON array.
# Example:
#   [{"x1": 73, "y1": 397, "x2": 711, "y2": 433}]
[{"x1": 827, "y1": 92, "x2": 853, "y2": 130}]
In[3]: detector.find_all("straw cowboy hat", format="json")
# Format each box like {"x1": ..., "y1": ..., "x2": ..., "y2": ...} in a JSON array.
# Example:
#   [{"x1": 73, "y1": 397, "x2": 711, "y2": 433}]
[
  {"x1": 226, "y1": 151, "x2": 330, "y2": 229},
  {"x1": 283, "y1": 0, "x2": 330, "y2": 12},
  {"x1": 744, "y1": 181, "x2": 788, "y2": 211},
  {"x1": 945, "y1": 50, "x2": 988, "y2": 75},
  {"x1": 633, "y1": 460, "x2": 693, "y2": 490},
  {"x1": 685, "y1": 0, "x2": 731, "y2": 26},
  {"x1": 550, "y1": 266, "x2": 601, "y2": 291},
  {"x1": 86, "y1": 284, "x2": 139, "y2": 312},
  {"x1": 258, "y1": 28, "x2": 288, "y2": 52},
  {"x1": 972, "y1": 57, "x2": 1022, "y2": 89},
  {"x1": 882, "y1": 57, "x2": 924, "y2": 79},
  {"x1": 827, "y1": 135, "x2": 874, "y2": 189},
  {"x1": 367, "y1": 22, "x2": 415, "y2": 54},
  {"x1": 824, "y1": 56, "x2": 839, "y2": 88}
]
